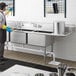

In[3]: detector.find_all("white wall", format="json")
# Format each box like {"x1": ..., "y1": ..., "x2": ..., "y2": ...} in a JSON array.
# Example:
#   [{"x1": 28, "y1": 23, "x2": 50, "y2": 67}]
[
  {"x1": 9, "y1": 0, "x2": 65, "y2": 22},
  {"x1": 55, "y1": 32, "x2": 76, "y2": 61},
  {"x1": 66, "y1": 0, "x2": 76, "y2": 24},
  {"x1": 7, "y1": 0, "x2": 76, "y2": 23},
  {"x1": 15, "y1": 0, "x2": 44, "y2": 22},
  {"x1": 6, "y1": 0, "x2": 76, "y2": 61},
  {"x1": 54, "y1": 0, "x2": 76, "y2": 61}
]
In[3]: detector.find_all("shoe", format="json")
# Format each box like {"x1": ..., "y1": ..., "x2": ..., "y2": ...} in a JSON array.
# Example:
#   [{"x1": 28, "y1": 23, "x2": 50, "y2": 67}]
[
  {"x1": 0, "y1": 59, "x2": 5, "y2": 65},
  {"x1": 0, "y1": 57, "x2": 8, "y2": 61}
]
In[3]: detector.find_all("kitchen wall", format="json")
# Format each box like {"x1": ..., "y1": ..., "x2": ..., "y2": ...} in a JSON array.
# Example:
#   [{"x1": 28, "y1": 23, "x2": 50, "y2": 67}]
[
  {"x1": 6, "y1": 0, "x2": 76, "y2": 61},
  {"x1": 66, "y1": 0, "x2": 76, "y2": 24},
  {"x1": 55, "y1": 0, "x2": 76, "y2": 61}
]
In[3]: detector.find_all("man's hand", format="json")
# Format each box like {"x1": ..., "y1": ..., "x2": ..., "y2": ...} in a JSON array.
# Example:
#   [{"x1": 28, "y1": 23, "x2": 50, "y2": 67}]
[{"x1": 10, "y1": 27, "x2": 15, "y2": 31}]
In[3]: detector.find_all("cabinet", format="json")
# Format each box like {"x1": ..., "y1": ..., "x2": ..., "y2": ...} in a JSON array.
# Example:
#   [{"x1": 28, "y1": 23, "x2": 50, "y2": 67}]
[
  {"x1": 28, "y1": 33, "x2": 51, "y2": 47},
  {"x1": 10, "y1": 31, "x2": 26, "y2": 44}
]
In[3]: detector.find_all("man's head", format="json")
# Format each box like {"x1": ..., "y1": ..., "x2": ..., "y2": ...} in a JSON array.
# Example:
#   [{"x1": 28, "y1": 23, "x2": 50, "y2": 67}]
[{"x1": 0, "y1": 2, "x2": 8, "y2": 11}]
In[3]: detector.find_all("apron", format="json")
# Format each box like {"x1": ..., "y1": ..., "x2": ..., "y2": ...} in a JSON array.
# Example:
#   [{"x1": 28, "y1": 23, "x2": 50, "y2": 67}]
[{"x1": 0, "y1": 12, "x2": 6, "y2": 43}]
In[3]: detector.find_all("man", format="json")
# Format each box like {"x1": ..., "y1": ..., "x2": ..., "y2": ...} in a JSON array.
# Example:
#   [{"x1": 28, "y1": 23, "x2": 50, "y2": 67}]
[{"x1": 0, "y1": 2, "x2": 8, "y2": 61}]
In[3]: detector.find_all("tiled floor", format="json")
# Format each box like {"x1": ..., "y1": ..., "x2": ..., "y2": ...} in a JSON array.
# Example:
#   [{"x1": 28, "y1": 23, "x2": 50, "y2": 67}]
[{"x1": 4, "y1": 50, "x2": 76, "y2": 67}]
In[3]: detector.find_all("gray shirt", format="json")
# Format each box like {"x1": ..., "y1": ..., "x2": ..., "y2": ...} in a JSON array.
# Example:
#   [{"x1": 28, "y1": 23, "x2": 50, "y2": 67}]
[{"x1": 0, "y1": 12, "x2": 6, "y2": 25}]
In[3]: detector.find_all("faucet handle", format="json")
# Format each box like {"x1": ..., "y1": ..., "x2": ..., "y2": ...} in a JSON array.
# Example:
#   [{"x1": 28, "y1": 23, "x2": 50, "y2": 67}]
[
  {"x1": 49, "y1": 72, "x2": 58, "y2": 76},
  {"x1": 58, "y1": 63, "x2": 67, "y2": 70},
  {"x1": 33, "y1": 23, "x2": 37, "y2": 28},
  {"x1": 35, "y1": 73, "x2": 44, "y2": 76},
  {"x1": 58, "y1": 63, "x2": 67, "y2": 76},
  {"x1": 38, "y1": 25, "x2": 42, "y2": 28}
]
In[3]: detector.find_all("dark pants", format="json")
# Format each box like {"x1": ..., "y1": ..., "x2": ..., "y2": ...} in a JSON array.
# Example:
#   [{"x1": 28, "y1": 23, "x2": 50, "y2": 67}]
[{"x1": 0, "y1": 43, "x2": 4, "y2": 59}]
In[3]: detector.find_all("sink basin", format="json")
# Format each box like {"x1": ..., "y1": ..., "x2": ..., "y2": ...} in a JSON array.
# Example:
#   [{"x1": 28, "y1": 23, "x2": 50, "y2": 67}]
[
  {"x1": 21, "y1": 22, "x2": 54, "y2": 33},
  {"x1": 66, "y1": 72, "x2": 75, "y2": 76}
]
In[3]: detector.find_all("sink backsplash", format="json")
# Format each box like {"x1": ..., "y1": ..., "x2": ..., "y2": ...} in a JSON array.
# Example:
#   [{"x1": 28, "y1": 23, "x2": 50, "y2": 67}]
[
  {"x1": 7, "y1": 21, "x2": 75, "y2": 34},
  {"x1": 7, "y1": 21, "x2": 54, "y2": 33}
]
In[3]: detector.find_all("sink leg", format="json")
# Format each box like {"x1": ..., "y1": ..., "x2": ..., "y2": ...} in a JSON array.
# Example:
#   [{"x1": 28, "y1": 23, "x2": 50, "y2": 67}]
[{"x1": 44, "y1": 47, "x2": 46, "y2": 64}]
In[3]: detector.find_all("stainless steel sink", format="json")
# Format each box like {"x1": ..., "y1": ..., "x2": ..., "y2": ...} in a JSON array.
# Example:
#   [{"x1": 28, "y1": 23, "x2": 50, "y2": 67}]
[{"x1": 64, "y1": 67, "x2": 76, "y2": 76}]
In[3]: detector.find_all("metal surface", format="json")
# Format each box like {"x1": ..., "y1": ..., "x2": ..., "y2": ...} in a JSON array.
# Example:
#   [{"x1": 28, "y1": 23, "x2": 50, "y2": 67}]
[
  {"x1": 10, "y1": 30, "x2": 26, "y2": 44},
  {"x1": 6, "y1": 21, "x2": 74, "y2": 65},
  {"x1": 21, "y1": 22, "x2": 54, "y2": 33},
  {"x1": 0, "y1": 64, "x2": 58, "y2": 76}
]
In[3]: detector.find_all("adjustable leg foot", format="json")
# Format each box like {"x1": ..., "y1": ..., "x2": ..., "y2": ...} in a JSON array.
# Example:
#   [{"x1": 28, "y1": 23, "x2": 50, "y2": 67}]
[
  {"x1": 48, "y1": 61, "x2": 61, "y2": 65},
  {"x1": 48, "y1": 52, "x2": 61, "y2": 65}
]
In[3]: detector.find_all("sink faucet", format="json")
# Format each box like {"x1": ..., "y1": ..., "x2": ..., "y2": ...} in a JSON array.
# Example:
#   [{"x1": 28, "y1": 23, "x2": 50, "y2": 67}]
[{"x1": 58, "y1": 63, "x2": 67, "y2": 76}]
